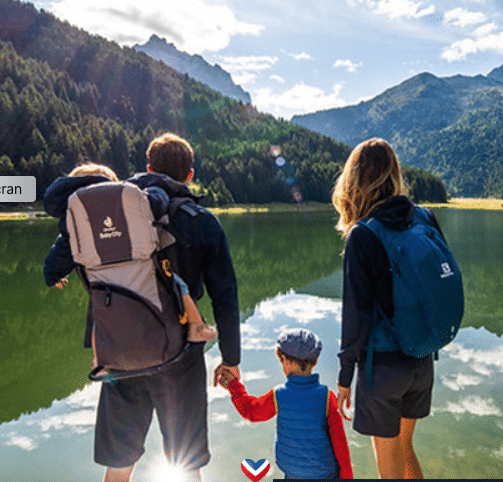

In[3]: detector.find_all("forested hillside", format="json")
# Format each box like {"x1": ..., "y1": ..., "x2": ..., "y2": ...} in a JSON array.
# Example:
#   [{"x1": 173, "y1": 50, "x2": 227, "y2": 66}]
[
  {"x1": 293, "y1": 71, "x2": 503, "y2": 198},
  {"x1": 0, "y1": 0, "x2": 446, "y2": 204}
]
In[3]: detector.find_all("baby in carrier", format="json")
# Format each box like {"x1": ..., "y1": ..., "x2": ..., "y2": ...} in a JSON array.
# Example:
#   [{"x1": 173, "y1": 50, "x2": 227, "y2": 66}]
[{"x1": 43, "y1": 162, "x2": 217, "y2": 372}]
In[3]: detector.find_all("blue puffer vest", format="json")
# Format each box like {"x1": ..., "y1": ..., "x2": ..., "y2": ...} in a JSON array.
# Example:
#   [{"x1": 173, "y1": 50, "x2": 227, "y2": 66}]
[{"x1": 274, "y1": 374, "x2": 338, "y2": 479}]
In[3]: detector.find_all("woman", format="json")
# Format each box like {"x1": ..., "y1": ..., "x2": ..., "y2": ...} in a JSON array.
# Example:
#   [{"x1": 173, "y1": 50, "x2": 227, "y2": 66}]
[{"x1": 332, "y1": 138, "x2": 440, "y2": 479}]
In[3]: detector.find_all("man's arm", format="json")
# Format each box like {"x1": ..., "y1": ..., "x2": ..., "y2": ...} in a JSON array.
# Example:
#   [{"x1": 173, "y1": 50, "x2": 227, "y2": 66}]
[{"x1": 202, "y1": 213, "x2": 240, "y2": 367}]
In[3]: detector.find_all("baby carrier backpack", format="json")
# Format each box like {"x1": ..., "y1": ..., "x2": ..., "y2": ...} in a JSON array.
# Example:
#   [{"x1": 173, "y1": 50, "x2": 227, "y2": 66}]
[
  {"x1": 358, "y1": 206, "x2": 464, "y2": 385},
  {"x1": 66, "y1": 181, "x2": 189, "y2": 381}
]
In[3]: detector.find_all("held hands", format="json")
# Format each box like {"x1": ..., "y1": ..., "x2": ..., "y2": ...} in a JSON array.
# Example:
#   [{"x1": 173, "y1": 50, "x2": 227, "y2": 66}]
[
  {"x1": 214, "y1": 363, "x2": 240, "y2": 388},
  {"x1": 337, "y1": 385, "x2": 352, "y2": 422}
]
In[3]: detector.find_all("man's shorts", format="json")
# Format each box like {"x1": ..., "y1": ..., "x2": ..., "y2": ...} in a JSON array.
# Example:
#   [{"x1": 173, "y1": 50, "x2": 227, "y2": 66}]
[
  {"x1": 354, "y1": 353, "x2": 433, "y2": 438},
  {"x1": 94, "y1": 343, "x2": 210, "y2": 469}
]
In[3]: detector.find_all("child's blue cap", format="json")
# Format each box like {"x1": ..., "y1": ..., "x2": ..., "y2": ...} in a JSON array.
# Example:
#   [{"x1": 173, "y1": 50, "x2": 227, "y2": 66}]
[{"x1": 276, "y1": 328, "x2": 322, "y2": 362}]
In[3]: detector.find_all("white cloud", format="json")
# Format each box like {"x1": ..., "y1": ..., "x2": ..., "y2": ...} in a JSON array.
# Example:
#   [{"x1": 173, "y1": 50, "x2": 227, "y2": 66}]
[
  {"x1": 47, "y1": 0, "x2": 264, "y2": 53},
  {"x1": 445, "y1": 396, "x2": 501, "y2": 417},
  {"x1": 441, "y1": 373, "x2": 483, "y2": 391},
  {"x1": 444, "y1": 7, "x2": 487, "y2": 28},
  {"x1": 220, "y1": 55, "x2": 279, "y2": 86},
  {"x1": 255, "y1": 291, "x2": 343, "y2": 323},
  {"x1": 270, "y1": 75, "x2": 286, "y2": 84},
  {"x1": 288, "y1": 52, "x2": 313, "y2": 61},
  {"x1": 374, "y1": 0, "x2": 435, "y2": 19},
  {"x1": 241, "y1": 336, "x2": 275, "y2": 351},
  {"x1": 219, "y1": 55, "x2": 279, "y2": 73},
  {"x1": 38, "y1": 410, "x2": 96, "y2": 434},
  {"x1": 443, "y1": 341, "x2": 503, "y2": 374},
  {"x1": 349, "y1": 0, "x2": 435, "y2": 19},
  {"x1": 333, "y1": 59, "x2": 363, "y2": 73},
  {"x1": 441, "y1": 30, "x2": 503, "y2": 61},
  {"x1": 211, "y1": 412, "x2": 230, "y2": 423},
  {"x1": 242, "y1": 370, "x2": 269, "y2": 382},
  {"x1": 5, "y1": 433, "x2": 37, "y2": 451},
  {"x1": 472, "y1": 22, "x2": 498, "y2": 37}
]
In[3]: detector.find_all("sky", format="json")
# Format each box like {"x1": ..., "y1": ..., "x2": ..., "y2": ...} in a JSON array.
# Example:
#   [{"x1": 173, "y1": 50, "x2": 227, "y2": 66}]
[{"x1": 33, "y1": 0, "x2": 503, "y2": 120}]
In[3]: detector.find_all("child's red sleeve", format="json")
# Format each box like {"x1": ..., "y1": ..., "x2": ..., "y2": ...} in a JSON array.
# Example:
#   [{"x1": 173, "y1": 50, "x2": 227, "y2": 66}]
[
  {"x1": 226, "y1": 378, "x2": 277, "y2": 422},
  {"x1": 327, "y1": 389, "x2": 354, "y2": 479}
]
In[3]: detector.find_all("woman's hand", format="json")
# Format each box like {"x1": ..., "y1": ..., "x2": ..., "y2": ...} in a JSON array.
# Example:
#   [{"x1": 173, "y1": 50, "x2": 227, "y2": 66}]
[{"x1": 337, "y1": 385, "x2": 352, "y2": 421}]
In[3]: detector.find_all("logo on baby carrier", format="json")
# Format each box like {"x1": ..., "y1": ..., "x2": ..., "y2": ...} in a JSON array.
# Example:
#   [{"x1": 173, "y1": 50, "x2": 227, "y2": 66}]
[
  {"x1": 440, "y1": 262, "x2": 454, "y2": 279},
  {"x1": 241, "y1": 459, "x2": 270, "y2": 482},
  {"x1": 99, "y1": 216, "x2": 122, "y2": 239}
]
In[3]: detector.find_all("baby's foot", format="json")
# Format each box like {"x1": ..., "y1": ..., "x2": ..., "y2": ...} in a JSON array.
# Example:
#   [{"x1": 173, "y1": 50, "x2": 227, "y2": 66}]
[{"x1": 187, "y1": 323, "x2": 218, "y2": 342}]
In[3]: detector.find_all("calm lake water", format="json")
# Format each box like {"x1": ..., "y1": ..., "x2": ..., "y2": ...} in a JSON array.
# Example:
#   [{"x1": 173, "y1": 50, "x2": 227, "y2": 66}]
[{"x1": 0, "y1": 208, "x2": 502, "y2": 480}]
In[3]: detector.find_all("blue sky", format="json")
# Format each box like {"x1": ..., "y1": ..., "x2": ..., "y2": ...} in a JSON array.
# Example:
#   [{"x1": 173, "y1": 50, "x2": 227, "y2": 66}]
[{"x1": 33, "y1": 0, "x2": 503, "y2": 119}]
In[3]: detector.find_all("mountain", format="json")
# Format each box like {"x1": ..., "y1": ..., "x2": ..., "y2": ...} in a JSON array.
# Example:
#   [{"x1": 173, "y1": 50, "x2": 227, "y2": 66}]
[
  {"x1": 0, "y1": 0, "x2": 352, "y2": 204},
  {"x1": 0, "y1": 0, "x2": 446, "y2": 205},
  {"x1": 135, "y1": 35, "x2": 251, "y2": 104},
  {"x1": 292, "y1": 70, "x2": 503, "y2": 197}
]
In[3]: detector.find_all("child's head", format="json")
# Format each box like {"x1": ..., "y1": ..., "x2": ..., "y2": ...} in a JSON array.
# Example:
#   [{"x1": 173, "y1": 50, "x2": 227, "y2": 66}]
[
  {"x1": 332, "y1": 137, "x2": 405, "y2": 236},
  {"x1": 146, "y1": 132, "x2": 194, "y2": 183},
  {"x1": 275, "y1": 329, "x2": 322, "y2": 376},
  {"x1": 68, "y1": 162, "x2": 119, "y2": 182}
]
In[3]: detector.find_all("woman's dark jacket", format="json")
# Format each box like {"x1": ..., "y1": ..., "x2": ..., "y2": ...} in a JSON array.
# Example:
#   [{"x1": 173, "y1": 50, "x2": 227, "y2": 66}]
[{"x1": 338, "y1": 196, "x2": 442, "y2": 388}]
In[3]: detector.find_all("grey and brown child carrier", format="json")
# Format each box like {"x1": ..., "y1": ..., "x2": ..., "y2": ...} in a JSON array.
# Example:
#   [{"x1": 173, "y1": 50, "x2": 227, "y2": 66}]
[{"x1": 66, "y1": 181, "x2": 188, "y2": 381}]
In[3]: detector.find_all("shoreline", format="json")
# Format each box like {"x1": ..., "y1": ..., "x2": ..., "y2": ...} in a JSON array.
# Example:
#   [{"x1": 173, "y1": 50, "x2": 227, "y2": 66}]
[
  {"x1": 1, "y1": 198, "x2": 502, "y2": 221},
  {"x1": 421, "y1": 198, "x2": 503, "y2": 211}
]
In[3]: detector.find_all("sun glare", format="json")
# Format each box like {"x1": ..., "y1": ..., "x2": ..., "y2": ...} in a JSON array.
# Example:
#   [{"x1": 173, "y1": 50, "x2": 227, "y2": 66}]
[{"x1": 153, "y1": 462, "x2": 188, "y2": 481}]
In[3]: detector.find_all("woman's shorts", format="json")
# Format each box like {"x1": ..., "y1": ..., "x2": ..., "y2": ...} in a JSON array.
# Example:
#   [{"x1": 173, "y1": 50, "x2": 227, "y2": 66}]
[
  {"x1": 94, "y1": 343, "x2": 210, "y2": 469},
  {"x1": 354, "y1": 353, "x2": 433, "y2": 438}
]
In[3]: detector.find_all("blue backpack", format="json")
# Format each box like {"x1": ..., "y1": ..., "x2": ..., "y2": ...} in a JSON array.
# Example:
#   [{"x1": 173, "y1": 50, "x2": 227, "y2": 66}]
[{"x1": 358, "y1": 206, "x2": 464, "y2": 385}]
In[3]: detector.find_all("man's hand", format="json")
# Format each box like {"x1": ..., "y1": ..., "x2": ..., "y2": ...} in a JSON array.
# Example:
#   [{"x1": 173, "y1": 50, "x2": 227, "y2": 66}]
[
  {"x1": 337, "y1": 385, "x2": 352, "y2": 421},
  {"x1": 213, "y1": 363, "x2": 240, "y2": 387},
  {"x1": 217, "y1": 367, "x2": 237, "y2": 389}
]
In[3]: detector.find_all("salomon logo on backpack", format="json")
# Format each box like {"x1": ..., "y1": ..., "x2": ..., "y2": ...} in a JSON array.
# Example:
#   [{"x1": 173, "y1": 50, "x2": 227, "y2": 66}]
[
  {"x1": 66, "y1": 181, "x2": 188, "y2": 380},
  {"x1": 359, "y1": 206, "x2": 464, "y2": 381}
]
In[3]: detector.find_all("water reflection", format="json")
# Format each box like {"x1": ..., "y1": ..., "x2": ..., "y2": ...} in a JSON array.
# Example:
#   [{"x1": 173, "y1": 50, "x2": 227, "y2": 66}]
[
  {"x1": 1, "y1": 291, "x2": 501, "y2": 480},
  {"x1": 1, "y1": 208, "x2": 503, "y2": 479}
]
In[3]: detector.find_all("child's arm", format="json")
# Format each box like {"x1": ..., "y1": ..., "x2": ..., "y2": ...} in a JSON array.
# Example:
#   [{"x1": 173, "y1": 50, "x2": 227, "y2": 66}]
[
  {"x1": 219, "y1": 369, "x2": 276, "y2": 422},
  {"x1": 327, "y1": 389, "x2": 354, "y2": 479}
]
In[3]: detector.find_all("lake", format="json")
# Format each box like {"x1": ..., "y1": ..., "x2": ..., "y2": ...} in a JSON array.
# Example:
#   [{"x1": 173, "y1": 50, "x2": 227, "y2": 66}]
[{"x1": 0, "y1": 208, "x2": 502, "y2": 480}]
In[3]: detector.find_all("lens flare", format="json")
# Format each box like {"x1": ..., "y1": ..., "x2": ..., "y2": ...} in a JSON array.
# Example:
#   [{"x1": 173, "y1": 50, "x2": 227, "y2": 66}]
[
  {"x1": 275, "y1": 156, "x2": 286, "y2": 167},
  {"x1": 269, "y1": 145, "x2": 282, "y2": 158}
]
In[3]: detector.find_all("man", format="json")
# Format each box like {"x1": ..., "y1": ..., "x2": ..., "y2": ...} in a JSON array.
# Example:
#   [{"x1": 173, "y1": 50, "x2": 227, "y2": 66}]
[{"x1": 95, "y1": 132, "x2": 240, "y2": 482}]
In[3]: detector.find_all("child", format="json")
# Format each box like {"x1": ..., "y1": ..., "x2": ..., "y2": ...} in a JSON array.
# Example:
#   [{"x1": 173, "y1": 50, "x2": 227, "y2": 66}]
[
  {"x1": 43, "y1": 162, "x2": 217, "y2": 368},
  {"x1": 219, "y1": 328, "x2": 353, "y2": 479}
]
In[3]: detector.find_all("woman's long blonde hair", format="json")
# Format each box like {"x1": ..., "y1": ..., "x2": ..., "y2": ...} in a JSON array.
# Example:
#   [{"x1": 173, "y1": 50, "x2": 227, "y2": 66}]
[{"x1": 332, "y1": 138, "x2": 405, "y2": 236}]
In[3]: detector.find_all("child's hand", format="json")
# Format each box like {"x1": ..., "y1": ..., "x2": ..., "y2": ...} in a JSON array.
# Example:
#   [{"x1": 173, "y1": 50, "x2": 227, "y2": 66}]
[
  {"x1": 55, "y1": 278, "x2": 68, "y2": 289},
  {"x1": 218, "y1": 367, "x2": 237, "y2": 389}
]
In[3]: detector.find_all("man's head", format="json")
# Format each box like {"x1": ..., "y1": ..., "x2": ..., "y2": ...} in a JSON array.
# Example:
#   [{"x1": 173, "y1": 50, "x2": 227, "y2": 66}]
[{"x1": 146, "y1": 132, "x2": 194, "y2": 183}]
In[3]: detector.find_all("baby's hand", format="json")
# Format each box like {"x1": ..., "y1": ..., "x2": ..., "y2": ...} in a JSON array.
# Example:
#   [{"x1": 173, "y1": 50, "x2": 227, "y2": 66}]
[
  {"x1": 55, "y1": 278, "x2": 68, "y2": 289},
  {"x1": 219, "y1": 367, "x2": 237, "y2": 389}
]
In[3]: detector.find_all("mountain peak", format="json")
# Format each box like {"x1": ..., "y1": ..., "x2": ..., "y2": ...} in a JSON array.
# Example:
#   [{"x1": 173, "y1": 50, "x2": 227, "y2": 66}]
[
  {"x1": 134, "y1": 36, "x2": 251, "y2": 104},
  {"x1": 487, "y1": 64, "x2": 503, "y2": 84}
]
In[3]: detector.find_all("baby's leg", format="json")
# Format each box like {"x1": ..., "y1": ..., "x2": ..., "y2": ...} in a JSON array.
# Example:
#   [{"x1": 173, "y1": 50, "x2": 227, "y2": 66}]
[{"x1": 183, "y1": 294, "x2": 217, "y2": 342}]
